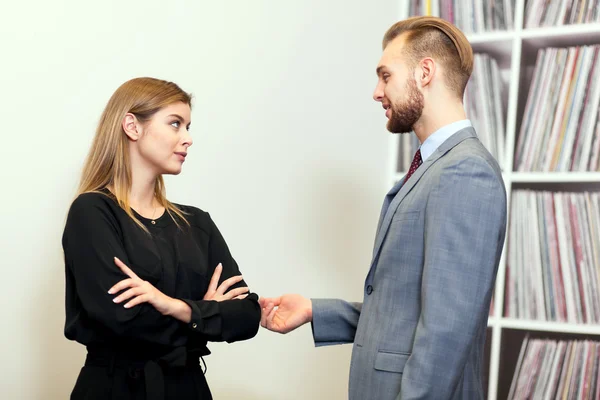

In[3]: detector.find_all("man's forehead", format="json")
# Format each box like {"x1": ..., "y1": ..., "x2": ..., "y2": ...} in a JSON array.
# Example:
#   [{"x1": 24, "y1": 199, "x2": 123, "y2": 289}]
[
  {"x1": 378, "y1": 36, "x2": 407, "y2": 70},
  {"x1": 384, "y1": 34, "x2": 408, "y2": 58}
]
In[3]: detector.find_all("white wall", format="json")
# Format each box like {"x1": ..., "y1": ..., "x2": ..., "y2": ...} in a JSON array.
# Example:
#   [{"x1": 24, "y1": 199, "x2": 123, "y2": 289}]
[{"x1": 0, "y1": 1, "x2": 397, "y2": 398}]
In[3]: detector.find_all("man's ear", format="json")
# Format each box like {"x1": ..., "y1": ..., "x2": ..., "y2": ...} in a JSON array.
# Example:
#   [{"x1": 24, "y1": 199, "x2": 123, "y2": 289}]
[
  {"x1": 122, "y1": 113, "x2": 142, "y2": 141},
  {"x1": 416, "y1": 57, "x2": 435, "y2": 89}
]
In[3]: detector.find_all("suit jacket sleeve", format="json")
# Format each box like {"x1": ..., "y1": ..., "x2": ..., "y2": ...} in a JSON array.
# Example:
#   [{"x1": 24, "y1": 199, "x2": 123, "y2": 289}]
[
  {"x1": 399, "y1": 158, "x2": 507, "y2": 399},
  {"x1": 311, "y1": 299, "x2": 362, "y2": 346}
]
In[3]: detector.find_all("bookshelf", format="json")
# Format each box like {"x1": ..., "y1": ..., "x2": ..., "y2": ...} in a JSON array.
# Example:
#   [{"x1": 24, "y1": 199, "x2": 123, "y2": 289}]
[{"x1": 395, "y1": 1, "x2": 600, "y2": 399}]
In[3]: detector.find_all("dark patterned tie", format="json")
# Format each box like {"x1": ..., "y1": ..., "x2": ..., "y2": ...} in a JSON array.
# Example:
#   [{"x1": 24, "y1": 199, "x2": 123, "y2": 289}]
[{"x1": 404, "y1": 148, "x2": 422, "y2": 183}]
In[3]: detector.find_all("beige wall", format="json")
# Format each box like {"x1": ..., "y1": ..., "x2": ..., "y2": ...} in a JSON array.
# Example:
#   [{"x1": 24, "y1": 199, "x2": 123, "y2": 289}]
[{"x1": 0, "y1": 1, "x2": 397, "y2": 398}]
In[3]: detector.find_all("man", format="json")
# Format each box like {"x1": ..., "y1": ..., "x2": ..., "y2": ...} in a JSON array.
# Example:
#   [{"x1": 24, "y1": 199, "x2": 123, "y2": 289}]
[{"x1": 260, "y1": 16, "x2": 507, "y2": 400}]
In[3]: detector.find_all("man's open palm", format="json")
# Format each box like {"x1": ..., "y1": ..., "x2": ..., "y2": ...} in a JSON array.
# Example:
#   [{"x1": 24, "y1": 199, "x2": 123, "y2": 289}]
[{"x1": 259, "y1": 294, "x2": 313, "y2": 334}]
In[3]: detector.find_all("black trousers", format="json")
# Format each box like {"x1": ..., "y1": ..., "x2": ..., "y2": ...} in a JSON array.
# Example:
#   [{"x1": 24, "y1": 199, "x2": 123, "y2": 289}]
[{"x1": 70, "y1": 349, "x2": 212, "y2": 400}]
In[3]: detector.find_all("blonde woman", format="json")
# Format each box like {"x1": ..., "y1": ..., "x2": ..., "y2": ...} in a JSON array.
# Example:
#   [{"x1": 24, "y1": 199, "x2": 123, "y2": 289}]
[{"x1": 63, "y1": 77, "x2": 260, "y2": 399}]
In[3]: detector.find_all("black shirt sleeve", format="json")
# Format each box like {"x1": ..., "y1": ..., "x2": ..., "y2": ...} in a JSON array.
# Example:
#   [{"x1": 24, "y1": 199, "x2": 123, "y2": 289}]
[
  {"x1": 63, "y1": 194, "x2": 186, "y2": 346},
  {"x1": 180, "y1": 212, "x2": 261, "y2": 343}
]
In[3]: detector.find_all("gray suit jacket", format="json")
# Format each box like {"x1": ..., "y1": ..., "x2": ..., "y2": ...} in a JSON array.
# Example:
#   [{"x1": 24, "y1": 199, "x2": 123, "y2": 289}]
[{"x1": 312, "y1": 128, "x2": 507, "y2": 400}]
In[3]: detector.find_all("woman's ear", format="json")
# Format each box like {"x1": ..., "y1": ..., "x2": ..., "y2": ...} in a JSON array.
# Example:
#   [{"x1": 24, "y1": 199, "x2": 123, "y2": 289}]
[{"x1": 122, "y1": 113, "x2": 142, "y2": 141}]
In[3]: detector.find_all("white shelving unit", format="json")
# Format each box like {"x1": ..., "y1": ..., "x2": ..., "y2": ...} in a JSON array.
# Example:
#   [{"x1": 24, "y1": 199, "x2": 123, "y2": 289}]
[{"x1": 394, "y1": 1, "x2": 600, "y2": 399}]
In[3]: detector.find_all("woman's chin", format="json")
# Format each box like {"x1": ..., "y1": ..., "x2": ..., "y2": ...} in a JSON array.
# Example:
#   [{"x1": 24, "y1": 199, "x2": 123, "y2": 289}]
[{"x1": 161, "y1": 166, "x2": 183, "y2": 176}]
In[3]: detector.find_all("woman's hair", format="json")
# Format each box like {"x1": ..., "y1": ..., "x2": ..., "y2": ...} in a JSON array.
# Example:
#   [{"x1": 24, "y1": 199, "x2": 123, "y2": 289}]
[{"x1": 77, "y1": 77, "x2": 192, "y2": 232}]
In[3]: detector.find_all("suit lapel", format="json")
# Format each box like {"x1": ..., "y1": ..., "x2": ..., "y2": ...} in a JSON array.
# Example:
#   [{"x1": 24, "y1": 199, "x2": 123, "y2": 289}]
[
  {"x1": 369, "y1": 128, "x2": 478, "y2": 269},
  {"x1": 374, "y1": 176, "x2": 405, "y2": 241}
]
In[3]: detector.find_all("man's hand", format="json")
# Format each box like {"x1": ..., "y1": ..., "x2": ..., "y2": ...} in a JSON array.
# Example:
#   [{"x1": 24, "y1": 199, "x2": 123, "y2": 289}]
[{"x1": 259, "y1": 294, "x2": 313, "y2": 334}]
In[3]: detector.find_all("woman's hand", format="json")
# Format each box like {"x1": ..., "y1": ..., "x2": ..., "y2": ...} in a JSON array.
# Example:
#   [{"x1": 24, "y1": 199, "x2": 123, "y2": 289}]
[
  {"x1": 203, "y1": 263, "x2": 249, "y2": 301},
  {"x1": 109, "y1": 257, "x2": 177, "y2": 316}
]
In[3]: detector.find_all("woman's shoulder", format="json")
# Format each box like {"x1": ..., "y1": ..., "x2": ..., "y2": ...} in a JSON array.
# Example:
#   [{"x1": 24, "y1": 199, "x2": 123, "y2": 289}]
[
  {"x1": 70, "y1": 190, "x2": 115, "y2": 210},
  {"x1": 67, "y1": 191, "x2": 120, "y2": 222},
  {"x1": 174, "y1": 203, "x2": 214, "y2": 229},
  {"x1": 175, "y1": 203, "x2": 208, "y2": 219}
]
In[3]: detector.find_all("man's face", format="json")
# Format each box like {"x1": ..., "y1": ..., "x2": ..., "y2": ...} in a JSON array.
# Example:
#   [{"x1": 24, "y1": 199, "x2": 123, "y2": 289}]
[{"x1": 373, "y1": 36, "x2": 424, "y2": 134}]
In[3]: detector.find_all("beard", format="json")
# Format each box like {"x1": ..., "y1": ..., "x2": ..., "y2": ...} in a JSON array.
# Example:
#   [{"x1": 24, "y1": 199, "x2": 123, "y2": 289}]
[{"x1": 387, "y1": 77, "x2": 424, "y2": 134}]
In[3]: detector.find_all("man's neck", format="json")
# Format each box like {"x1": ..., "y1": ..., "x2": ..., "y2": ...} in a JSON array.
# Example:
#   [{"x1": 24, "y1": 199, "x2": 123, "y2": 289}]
[{"x1": 413, "y1": 99, "x2": 467, "y2": 144}]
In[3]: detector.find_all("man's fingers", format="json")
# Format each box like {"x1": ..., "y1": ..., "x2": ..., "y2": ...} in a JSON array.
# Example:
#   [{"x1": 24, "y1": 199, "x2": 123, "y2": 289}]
[
  {"x1": 234, "y1": 294, "x2": 248, "y2": 300},
  {"x1": 207, "y1": 263, "x2": 223, "y2": 293},
  {"x1": 258, "y1": 297, "x2": 268, "y2": 308},
  {"x1": 261, "y1": 302, "x2": 275, "y2": 328},
  {"x1": 266, "y1": 305, "x2": 278, "y2": 330},
  {"x1": 266, "y1": 296, "x2": 282, "y2": 307},
  {"x1": 114, "y1": 257, "x2": 138, "y2": 280}
]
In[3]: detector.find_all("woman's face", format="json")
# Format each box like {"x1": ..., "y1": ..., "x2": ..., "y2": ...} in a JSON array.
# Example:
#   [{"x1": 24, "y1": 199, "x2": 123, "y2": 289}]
[{"x1": 130, "y1": 102, "x2": 193, "y2": 176}]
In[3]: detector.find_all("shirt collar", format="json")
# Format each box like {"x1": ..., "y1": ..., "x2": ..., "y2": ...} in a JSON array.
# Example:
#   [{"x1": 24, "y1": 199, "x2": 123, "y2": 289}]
[{"x1": 419, "y1": 119, "x2": 472, "y2": 162}]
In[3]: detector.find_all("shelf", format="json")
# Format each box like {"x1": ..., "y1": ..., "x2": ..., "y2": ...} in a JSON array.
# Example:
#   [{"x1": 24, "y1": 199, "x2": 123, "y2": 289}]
[
  {"x1": 467, "y1": 32, "x2": 515, "y2": 68},
  {"x1": 465, "y1": 25, "x2": 600, "y2": 66},
  {"x1": 499, "y1": 318, "x2": 600, "y2": 335},
  {"x1": 520, "y1": 23, "x2": 600, "y2": 49},
  {"x1": 467, "y1": 31, "x2": 515, "y2": 44},
  {"x1": 510, "y1": 172, "x2": 600, "y2": 183}
]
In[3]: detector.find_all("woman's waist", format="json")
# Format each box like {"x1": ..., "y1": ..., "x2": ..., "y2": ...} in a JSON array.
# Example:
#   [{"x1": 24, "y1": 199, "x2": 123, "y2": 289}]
[{"x1": 85, "y1": 341, "x2": 209, "y2": 369}]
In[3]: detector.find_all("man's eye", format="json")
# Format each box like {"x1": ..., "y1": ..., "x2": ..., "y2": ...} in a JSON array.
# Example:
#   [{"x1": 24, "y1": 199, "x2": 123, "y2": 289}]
[
  {"x1": 383, "y1": 74, "x2": 390, "y2": 83},
  {"x1": 171, "y1": 121, "x2": 180, "y2": 128}
]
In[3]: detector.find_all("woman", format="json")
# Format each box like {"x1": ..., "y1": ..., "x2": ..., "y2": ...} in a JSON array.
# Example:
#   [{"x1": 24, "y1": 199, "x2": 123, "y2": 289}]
[{"x1": 62, "y1": 77, "x2": 260, "y2": 399}]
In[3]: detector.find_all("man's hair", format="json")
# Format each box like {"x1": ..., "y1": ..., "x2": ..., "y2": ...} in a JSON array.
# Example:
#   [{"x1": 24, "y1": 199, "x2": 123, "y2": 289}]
[{"x1": 383, "y1": 16, "x2": 473, "y2": 98}]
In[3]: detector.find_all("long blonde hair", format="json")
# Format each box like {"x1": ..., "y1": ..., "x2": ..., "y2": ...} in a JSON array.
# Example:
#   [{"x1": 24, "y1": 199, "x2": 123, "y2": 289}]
[{"x1": 77, "y1": 77, "x2": 192, "y2": 232}]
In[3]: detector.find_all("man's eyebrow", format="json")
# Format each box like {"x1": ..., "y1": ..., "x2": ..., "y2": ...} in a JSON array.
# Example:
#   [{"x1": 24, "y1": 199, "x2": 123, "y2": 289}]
[{"x1": 376, "y1": 66, "x2": 387, "y2": 76}]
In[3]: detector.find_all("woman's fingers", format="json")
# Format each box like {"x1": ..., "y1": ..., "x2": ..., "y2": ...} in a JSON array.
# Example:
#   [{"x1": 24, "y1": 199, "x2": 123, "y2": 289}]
[
  {"x1": 234, "y1": 294, "x2": 248, "y2": 300},
  {"x1": 124, "y1": 293, "x2": 149, "y2": 309},
  {"x1": 215, "y1": 275, "x2": 244, "y2": 295},
  {"x1": 114, "y1": 257, "x2": 139, "y2": 280},
  {"x1": 108, "y1": 278, "x2": 135, "y2": 294},
  {"x1": 112, "y1": 287, "x2": 142, "y2": 304},
  {"x1": 223, "y1": 286, "x2": 249, "y2": 300},
  {"x1": 207, "y1": 263, "x2": 223, "y2": 294}
]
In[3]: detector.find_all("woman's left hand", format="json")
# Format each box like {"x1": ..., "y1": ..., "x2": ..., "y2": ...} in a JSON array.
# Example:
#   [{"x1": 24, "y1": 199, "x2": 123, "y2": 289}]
[{"x1": 109, "y1": 257, "x2": 175, "y2": 315}]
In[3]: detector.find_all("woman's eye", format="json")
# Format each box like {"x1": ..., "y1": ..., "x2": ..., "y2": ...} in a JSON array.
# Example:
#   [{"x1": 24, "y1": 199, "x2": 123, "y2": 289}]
[{"x1": 171, "y1": 121, "x2": 180, "y2": 128}]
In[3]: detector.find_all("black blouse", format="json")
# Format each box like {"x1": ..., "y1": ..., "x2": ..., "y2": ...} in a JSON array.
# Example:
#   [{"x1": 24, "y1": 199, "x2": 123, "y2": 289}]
[{"x1": 62, "y1": 191, "x2": 260, "y2": 355}]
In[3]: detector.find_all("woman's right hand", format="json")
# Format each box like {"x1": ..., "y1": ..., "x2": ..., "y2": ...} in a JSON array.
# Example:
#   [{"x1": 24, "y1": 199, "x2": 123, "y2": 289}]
[{"x1": 203, "y1": 263, "x2": 249, "y2": 301}]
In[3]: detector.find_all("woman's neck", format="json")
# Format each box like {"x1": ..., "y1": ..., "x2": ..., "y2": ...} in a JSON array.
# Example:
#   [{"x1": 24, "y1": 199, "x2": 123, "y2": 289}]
[{"x1": 128, "y1": 164, "x2": 161, "y2": 216}]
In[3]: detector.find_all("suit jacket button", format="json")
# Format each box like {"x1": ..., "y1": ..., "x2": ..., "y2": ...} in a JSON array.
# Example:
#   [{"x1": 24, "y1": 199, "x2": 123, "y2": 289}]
[{"x1": 366, "y1": 285, "x2": 373, "y2": 295}]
